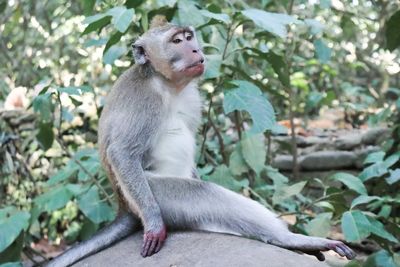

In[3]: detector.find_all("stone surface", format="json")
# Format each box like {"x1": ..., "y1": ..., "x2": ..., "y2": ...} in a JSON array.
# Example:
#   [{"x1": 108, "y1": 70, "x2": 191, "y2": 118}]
[
  {"x1": 74, "y1": 231, "x2": 329, "y2": 267},
  {"x1": 361, "y1": 128, "x2": 389, "y2": 145},
  {"x1": 334, "y1": 134, "x2": 362, "y2": 150},
  {"x1": 300, "y1": 151, "x2": 357, "y2": 171},
  {"x1": 272, "y1": 155, "x2": 294, "y2": 171}
]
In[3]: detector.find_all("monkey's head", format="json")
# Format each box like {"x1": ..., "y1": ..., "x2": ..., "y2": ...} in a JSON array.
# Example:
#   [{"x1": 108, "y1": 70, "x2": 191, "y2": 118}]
[{"x1": 132, "y1": 16, "x2": 205, "y2": 88}]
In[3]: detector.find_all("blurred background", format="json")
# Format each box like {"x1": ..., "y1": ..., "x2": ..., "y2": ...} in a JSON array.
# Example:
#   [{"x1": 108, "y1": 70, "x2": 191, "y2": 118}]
[{"x1": 0, "y1": 0, "x2": 399, "y2": 266}]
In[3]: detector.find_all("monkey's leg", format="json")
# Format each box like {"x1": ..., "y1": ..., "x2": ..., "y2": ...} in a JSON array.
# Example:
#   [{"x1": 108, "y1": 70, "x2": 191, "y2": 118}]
[{"x1": 148, "y1": 177, "x2": 355, "y2": 261}]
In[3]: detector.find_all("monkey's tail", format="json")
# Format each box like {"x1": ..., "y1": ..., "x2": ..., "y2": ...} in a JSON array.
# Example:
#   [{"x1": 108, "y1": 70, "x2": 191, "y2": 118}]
[{"x1": 45, "y1": 212, "x2": 139, "y2": 267}]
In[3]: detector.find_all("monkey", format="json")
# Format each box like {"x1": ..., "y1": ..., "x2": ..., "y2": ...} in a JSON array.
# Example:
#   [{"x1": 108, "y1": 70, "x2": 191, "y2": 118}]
[{"x1": 46, "y1": 16, "x2": 355, "y2": 267}]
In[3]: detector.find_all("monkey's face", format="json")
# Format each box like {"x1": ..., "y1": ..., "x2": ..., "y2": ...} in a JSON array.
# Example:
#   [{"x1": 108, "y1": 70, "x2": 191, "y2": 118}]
[
  {"x1": 165, "y1": 26, "x2": 205, "y2": 78},
  {"x1": 133, "y1": 26, "x2": 205, "y2": 85}
]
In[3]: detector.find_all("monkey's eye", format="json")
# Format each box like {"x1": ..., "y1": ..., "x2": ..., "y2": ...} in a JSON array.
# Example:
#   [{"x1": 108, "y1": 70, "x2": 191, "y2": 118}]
[
  {"x1": 172, "y1": 39, "x2": 182, "y2": 44},
  {"x1": 186, "y1": 35, "x2": 192, "y2": 41}
]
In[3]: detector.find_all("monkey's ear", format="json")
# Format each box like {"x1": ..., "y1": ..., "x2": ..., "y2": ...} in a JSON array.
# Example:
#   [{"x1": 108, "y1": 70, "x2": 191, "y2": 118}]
[{"x1": 132, "y1": 43, "x2": 148, "y2": 65}]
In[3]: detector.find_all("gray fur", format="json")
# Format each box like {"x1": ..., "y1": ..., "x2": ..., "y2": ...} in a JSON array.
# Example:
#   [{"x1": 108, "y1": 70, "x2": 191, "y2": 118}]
[{"x1": 45, "y1": 213, "x2": 139, "y2": 267}]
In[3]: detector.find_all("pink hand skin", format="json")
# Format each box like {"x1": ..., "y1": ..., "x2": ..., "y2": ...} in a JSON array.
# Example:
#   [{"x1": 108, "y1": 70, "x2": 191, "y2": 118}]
[{"x1": 141, "y1": 225, "x2": 167, "y2": 257}]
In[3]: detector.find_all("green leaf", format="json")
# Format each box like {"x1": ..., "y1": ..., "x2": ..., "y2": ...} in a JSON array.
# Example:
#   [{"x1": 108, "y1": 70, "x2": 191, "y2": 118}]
[
  {"x1": 350, "y1": 195, "x2": 380, "y2": 209},
  {"x1": 199, "y1": 10, "x2": 230, "y2": 24},
  {"x1": 77, "y1": 187, "x2": 115, "y2": 224},
  {"x1": 36, "y1": 122, "x2": 54, "y2": 151},
  {"x1": 359, "y1": 162, "x2": 388, "y2": 182},
  {"x1": 176, "y1": 0, "x2": 205, "y2": 26},
  {"x1": 385, "y1": 10, "x2": 400, "y2": 51},
  {"x1": 242, "y1": 9, "x2": 299, "y2": 38},
  {"x1": 107, "y1": 7, "x2": 134, "y2": 33},
  {"x1": 34, "y1": 186, "x2": 73, "y2": 212},
  {"x1": 223, "y1": 80, "x2": 276, "y2": 134},
  {"x1": 341, "y1": 210, "x2": 371, "y2": 242},
  {"x1": 84, "y1": 38, "x2": 109, "y2": 48},
  {"x1": 330, "y1": 172, "x2": 367, "y2": 195},
  {"x1": 363, "y1": 151, "x2": 385, "y2": 165},
  {"x1": 82, "y1": 0, "x2": 96, "y2": 15},
  {"x1": 203, "y1": 165, "x2": 248, "y2": 192},
  {"x1": 83, "y1": 13, "x2": 110, "y2": 24},
  {"x1": 386, "y1": 168, "x2": 400, "y2": 185},
  {"x1": 313, "y1": 39, "x2": 331, "y2": 64},
  {"x1": 265, "y1": 166, "x2": 288, "y2": 187},
  {"x1": 364, "y1": 250, "x2": 398, "y2": 267},
  {"x1": 82, "y1": 16, "x2": 111, "y2": 35},
  {"x1": 46, "y1": 164, "x2": 78, "y2": 186},
  {"x1": 58, "y1": 86, "x2": 92, "y2": 95},
  {"x1": 103, "y1": 45, "x2": 127, "y2": 65},
  {"x1": 32, "y1": 93, "x2": 53, "y2": 122},
  {"x1": 0, "y1": 210, "x2": 30, "y2": 253},
  {"x1": 0, "y1": 262, "x2": 22, "y2": 267},
  {"x1": 320, "y1": 0, "x2": 331, "y2": 9},
  {"x1": 266, "y1": 52, "x2": 290, "y2": 87},
  {"x1": 367, "y1": 217, "x2": 398, "y2": 243},
  {"x1": 204, "y1": 54, "x2": 222, "y2": 79},
  {"x1": 272, "y1": 181, "x2": 306, "y2": 205},
  {"x1": 229, "y1": 145, "x2": 248, "y2": 176},
  {"x1": 240, "y1": 134, "x2": 266, "y2": 175},
  {"x1": 305, "y1": 212, "x2": 332, "y2": 237},
  {"x1": 104, "y1": 31, "x2": 124, "y2": 53},
  {"x1": 304, "y1": 19, "x2": 324, "y2": 35}
]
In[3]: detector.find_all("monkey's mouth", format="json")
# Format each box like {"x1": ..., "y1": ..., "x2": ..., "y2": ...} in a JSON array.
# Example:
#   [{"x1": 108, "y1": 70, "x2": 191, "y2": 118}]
[{"x1": 184, "y1": 60, "x2": 205, "y2": 76}]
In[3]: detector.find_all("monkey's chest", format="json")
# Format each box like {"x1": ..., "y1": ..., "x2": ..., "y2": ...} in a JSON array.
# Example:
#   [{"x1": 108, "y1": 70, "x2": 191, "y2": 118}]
[{"x1": 149, "y1": 111, "x2": 196, "y2": 178}]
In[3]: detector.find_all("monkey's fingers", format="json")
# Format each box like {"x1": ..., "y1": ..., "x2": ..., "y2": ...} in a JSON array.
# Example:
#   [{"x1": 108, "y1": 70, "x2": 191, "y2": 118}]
[
  {"x1": 141, "y1": 227, "x2": 167, "y2": 257},
  {"x1": 326, "y1": 241, "x2": 356, "y2": 260}
]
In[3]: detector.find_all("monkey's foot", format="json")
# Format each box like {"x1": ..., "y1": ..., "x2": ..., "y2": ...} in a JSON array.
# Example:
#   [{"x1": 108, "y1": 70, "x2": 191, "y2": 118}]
[
  {"x1": 301, "y1": 240, "x2": 356, "y2": 261},
  {"x1": 141, "y1": 226, "x2": 167, "y2": 257}
]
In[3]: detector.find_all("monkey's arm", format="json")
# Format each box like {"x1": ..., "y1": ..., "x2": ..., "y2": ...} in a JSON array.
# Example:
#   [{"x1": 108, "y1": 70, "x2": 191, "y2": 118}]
[{"x1": 106, "y1": 143, "x2": 166, "y2": 257}]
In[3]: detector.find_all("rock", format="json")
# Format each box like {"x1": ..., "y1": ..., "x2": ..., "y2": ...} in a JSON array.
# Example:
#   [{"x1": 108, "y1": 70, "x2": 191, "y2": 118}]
[
  {"x1": 354, "y1": 146, "x2": 381, "y2": 169},
  {"x1": 74, "y1": 231, "x2": 329, "y2": 267},
  {"x1": 272, "y1": 155, "x2": 294, "y2": 170},
  {"x1": 300, "y1": 151, "x2": 357, "y2": 171},
  {"x1": 334, "y1": 134, "x2": 362, "y2": 150},
  {"x1": 361, "y1": 128, "x2": 389, "y2": 145}
]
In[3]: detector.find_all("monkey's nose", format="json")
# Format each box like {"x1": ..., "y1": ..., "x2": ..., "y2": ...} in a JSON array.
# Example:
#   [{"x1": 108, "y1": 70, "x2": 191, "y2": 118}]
[
  {"x1": 192, "y1": 49, "x2": 198, "y2": 53},
  {"x1": 200, "y1": 58, "x2": 204, "y2": 63}
]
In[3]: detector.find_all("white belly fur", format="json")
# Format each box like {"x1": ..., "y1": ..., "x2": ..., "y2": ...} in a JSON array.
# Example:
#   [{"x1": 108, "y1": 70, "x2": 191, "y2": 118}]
[{"x1": 149, "y1": 81, "x2": 201, "y2": 178}]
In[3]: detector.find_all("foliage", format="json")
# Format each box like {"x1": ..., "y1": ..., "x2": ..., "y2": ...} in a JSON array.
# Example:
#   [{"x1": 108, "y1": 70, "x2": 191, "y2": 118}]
[{"x1": 1, "y1": 0, "x2": 400, "y2": 266}]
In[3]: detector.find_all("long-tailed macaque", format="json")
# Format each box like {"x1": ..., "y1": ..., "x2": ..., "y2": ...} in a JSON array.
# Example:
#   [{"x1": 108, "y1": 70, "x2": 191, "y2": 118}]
[{"x1": 47, "y1": 16, "x2": 355, "y2": 267}]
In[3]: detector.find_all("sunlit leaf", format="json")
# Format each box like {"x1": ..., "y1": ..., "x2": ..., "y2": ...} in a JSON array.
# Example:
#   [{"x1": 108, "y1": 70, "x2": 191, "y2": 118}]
[
  {"x1": 314, "y1": 39, "x2": 331, "y2": 64},
  {"x1": 350, "y1": 195, "x2": 380, "y2": 209},
  {"x1": 386, "y1": 168, "x2": 400, "y2": 185},
  {"x1": 223, "y1": 80, "x2": 276, "y2": 134},
  {"x1": 202, "y1": 165, "x2": 248, "y2": 192},
  {"x1": 367, "y1": 217, "x2": 398, "y2": 243},
  {"x1": 305, "y1": 212, "x2": 332, "y2": 237},
  {"x1": 242, "y1": 9, "x2": 299, "y2": 38},
  {"x1": 330, "y1": 172, "x2": 367, "y2": 195},
  {"x1": 272, "y1": 181, "x2": 306, "y2": 205},
  {"x1": 200, "y1": 10, "x2": 230, "y2": 24},
  {"x1": 77, "y1": 187, "x2": 115, "y2": 224},
  {"x1": 0, "y1": 209, "x2": 30, "y2": 253},
  {"x1": 341, "y1": 210, "x2": 371, "y2": 242},
  {"x1": 107, "y1": 7, "x2": 134, "y2": 33},
  {"x1": 103, "y1": 45, "x2": 127, "y2": 64},
  {"x1": 34, "y1": 187, "x2": 73, "y2": 212},
  {"x1": 240, "y1": 134, "x2": 266, "y2": 175}
]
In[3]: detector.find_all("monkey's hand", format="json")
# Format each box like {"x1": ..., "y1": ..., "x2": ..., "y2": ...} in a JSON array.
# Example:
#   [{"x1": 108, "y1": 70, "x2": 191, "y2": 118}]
[
  {"x1": 302, "y1": 240, "x2": 355, "y2": 261},
  {"x1": 141, "y1": 223, "x2": 167, "y2": 257}
]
